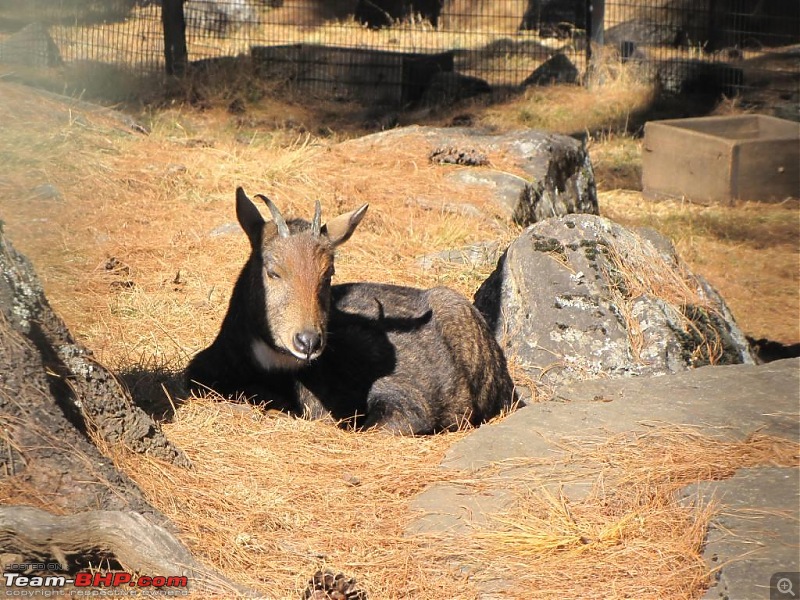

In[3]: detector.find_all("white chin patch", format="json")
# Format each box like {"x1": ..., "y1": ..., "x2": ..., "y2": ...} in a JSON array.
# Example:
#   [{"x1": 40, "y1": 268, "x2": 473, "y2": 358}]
[{"x1": 251, "y1": 339, "x2": 304, "y2": 371}]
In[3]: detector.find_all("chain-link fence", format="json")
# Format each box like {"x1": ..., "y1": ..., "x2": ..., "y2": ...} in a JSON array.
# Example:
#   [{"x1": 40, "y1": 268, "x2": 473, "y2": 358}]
[{"x1": 0, "y1": 0, "x2": 797, "y2": 112}]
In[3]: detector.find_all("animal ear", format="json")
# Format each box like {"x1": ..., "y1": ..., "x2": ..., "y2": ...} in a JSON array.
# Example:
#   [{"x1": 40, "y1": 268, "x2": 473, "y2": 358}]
[
  {"x1": 236, "y1": 187, "x2": 265, "y2": 247},
  {"x1": 322, "y1": 204, "x2": 368, "y2": 248}
]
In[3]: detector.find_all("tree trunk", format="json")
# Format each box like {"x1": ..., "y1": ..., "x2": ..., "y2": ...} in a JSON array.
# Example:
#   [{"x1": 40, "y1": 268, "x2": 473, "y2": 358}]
[
  {"x1": 0, "y1": 228, "x2": 255, "y2": 595},
  {"x1": 162, "y1": 0, "x2": 188, "y2": 76},
  {"x1": 0, "y1": 507, "x2": 253, "y2": 595}
]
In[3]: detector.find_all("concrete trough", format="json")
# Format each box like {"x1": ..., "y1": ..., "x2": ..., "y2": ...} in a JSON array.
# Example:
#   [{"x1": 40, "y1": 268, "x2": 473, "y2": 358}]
[{"x1": 642, "y1": 115, "x2": 800, "y2": 204}]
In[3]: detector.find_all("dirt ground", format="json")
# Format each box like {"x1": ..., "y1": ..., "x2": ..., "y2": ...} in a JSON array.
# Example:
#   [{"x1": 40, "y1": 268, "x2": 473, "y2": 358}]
[{"x1": 0, "y1": 76, "x2": 798, "y2": 598}]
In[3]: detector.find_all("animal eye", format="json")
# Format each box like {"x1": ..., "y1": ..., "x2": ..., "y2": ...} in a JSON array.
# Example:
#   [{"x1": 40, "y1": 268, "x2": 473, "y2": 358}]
[{"x1": 265, "y1": 267, "x2": 281, "y2": 280}]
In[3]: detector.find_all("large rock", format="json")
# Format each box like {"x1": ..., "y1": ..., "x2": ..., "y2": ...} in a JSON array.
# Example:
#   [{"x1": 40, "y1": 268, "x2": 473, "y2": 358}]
[
  {"x1": 347, "y1": 126, "x2": 598, "y2": 226},
  {"x1": 418, "y1": 71, "x2": 491, "y2": 107},
  {"x1": 407, "y1": 357, "x2": 799, "y2": 600},
  {"x1": 605, "y1": 19, "x2": 681, "y2": 47},
  {"x1": 656, "y1": 59, "x2": 744, "y2": 97},
  {"x1": 522, "y1": 53, "x2": 579, "y2": 86},
  {"x1": 410, "y1": 359, "x2": 799, "y2": 535},
  {"x1": 0, "y1": 22, "x2": 61, "y2": 68},
  {"x1": 184, "y1": 0, "x2": 257, "y2": 35},
  {"x1": 474, "y1": 215, "x2": 754, "y2": 390}
]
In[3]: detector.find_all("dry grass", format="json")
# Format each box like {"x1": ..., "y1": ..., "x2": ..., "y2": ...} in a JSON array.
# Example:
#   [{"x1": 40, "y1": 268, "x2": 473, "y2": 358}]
[
  {"x1": 109, "y1": 396, "x2": 474, "y2": 598},
  {"x1": 481, "y1": 70, "x2": 655, "y2": 135},
  {"x1": 596, "y1": 225, "x2": 734, "y2": 365},
  {"x1": 0, "y1": 80, "x2": 534, "y2": 365},
  {"x1": 601, "y1": 190, "x2": 800, "y2": 344},
  {"x1": 458, "y1": 427, "x2": 799, "y2": 599},
  {"x1": 102, "y1": 403, "x2": 798, "y2": 599},
  {"x1": 467, "y1": 490, "x2": 713, "y2": 599}
]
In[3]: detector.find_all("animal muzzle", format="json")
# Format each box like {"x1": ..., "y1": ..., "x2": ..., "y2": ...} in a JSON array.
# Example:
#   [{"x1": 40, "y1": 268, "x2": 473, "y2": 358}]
[{"x1": 292, "y1": 329, "x2": 324, "y2": 362}]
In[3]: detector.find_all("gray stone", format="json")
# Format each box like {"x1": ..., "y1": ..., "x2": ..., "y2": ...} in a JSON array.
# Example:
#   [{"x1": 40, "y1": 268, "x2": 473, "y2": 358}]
[
  {"x1": 418, "y1": 240, "x2": 502, "y2": 271},
  {"x1": 419, "y1": 71, "x2": 491, "y2": 107},
  {"x1": 209, "y1": 222, "x2": 240, "y2": 237},
  {"x1": 29, "y1": 183, "x2": 63, "y2": 202},
  {"x1": 775, "y1": 105, "x2": 800, "y2": 122},
  {"x1": 474, "y1": 214, "x2": 755, "y2": 390},
  {"x1": 679, "y1": 467, "x2": 800, "y2": 600},
  {"x1": 412, "y1": 197, "x2": 484, "y2": 218},
  {"x1": 408, "y1": 484, "x2": 513, "y2": 535},
  {"x1": 774, "y1": 93, "x2": 800, "y2": 122},
  {"x1": 522, "y1": 53, "x2": 579, "y2": 86},
  {"x1": 407, "y1": 359, "x2": 800, "y2": 597},
  {"x1": 656, "y1": 59, "x2": 744, "y2": 97},
  {"x1": 444, "y1": 169, "x2": 529, "y2": 220},
  {"x1": 347, "y1": 126, "x2": 597, "y2": 226},
  {"x1": 605, "y1": 20, "x2": 679, "y2": 47},
  {"x1": 446, "y1": 359, "x2": 799, "y2": 473}
]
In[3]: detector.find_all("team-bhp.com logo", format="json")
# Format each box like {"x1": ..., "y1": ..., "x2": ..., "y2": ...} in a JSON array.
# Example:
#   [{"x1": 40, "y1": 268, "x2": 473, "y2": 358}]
[{"x1": 3, "y1": 563, "x2": 188, "y2": 596}]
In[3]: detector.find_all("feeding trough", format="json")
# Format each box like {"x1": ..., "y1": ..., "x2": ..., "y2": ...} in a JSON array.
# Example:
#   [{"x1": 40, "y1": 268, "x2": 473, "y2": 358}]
[{"x1": 642, "y1": 115, "x2": 800, "y2": 205}]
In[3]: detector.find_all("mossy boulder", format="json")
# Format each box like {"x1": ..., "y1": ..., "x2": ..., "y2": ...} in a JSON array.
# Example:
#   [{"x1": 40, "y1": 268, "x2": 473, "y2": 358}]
[{"x1": 474, "y1": 215, "x2": 754, "y2": 391}]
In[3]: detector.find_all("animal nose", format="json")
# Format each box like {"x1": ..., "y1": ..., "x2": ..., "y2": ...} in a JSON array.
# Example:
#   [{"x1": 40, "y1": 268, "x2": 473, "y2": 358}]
[{"x1": 293, "y1": 330, "x2": 322, "y2": 358}]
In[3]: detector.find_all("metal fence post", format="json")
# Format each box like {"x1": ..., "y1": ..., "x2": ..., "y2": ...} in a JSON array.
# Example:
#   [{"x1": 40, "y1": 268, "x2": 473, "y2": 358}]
[
  {"x1": 162, "y1": 0, "x2": 188, "y2": 76},
  {"x1": 586, "y1": 0, "x2": 605, "y2": 86}
]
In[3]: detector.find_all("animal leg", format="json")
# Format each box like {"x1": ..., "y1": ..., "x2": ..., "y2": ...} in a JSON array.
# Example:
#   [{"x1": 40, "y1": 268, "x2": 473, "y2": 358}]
[{"x1": 363, "y1": 382, "x2": 433, "y2": 435}]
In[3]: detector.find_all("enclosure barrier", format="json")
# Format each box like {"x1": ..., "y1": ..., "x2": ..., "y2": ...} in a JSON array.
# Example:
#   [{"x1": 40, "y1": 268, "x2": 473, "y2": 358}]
[{"x1": 0, "y1": 0, "x2": 797, "y2": 111}]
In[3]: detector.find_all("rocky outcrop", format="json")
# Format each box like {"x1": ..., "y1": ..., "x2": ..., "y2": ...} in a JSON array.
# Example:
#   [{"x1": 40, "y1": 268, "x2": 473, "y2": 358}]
[
  {"x1": 605, "y1": 20, "x2": 681, "y2": 47},
  {"x1": 349, "y1": 126, "x2": 598, "y2": 226},
  {"x1": 656, "y1": 59, "x2": 744, "y2": 97},
  {"x1": 418, "y1": 71, "x2": 491, "y2": 107},
  {"x1": 474, "y1": 215, "x2": 754, "y2": 391},
  {"x1": 408, "y1": 358, "x2": 800, "y2": 598}
]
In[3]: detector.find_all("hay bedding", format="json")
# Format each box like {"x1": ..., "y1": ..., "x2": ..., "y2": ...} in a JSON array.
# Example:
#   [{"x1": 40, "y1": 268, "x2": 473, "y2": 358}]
[
  {"x1": 108, "y1": 396, "x2": 799, "y2": 599},
  {"x1": 110, "y1": 397, "x2": 476, "y2": 598}
]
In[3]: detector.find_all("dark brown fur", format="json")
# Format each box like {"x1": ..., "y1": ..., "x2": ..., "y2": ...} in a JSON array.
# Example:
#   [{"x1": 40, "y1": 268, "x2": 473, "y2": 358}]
[{"x1": 186, "y1": 187, "x2": 515, "y2": 434}]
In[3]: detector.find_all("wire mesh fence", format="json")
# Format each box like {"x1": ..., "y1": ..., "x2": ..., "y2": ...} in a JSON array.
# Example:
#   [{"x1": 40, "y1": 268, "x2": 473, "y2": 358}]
[
  {"x1": 0, "y1": 1, "x2": 163, "y2": 70},
  {"x1": 0, "y1": 0, "x2": 797, "y2": 112},
  {"x1": 602, "y1": 0, "x2": 799, "y2": 111}
]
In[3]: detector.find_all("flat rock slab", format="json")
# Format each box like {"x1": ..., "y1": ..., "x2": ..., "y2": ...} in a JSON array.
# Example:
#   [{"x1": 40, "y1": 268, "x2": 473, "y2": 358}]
[
  {"x1": 443, "y1": 358, "x2": 798, "y2": 474},
  {"x1": 408, "y1": 359, "x2": 800, "y2": 593},
  {"x1": 418, "y1": 240, "x2": 502, "y2": 271},
  {"x1": 679, "y1": 467, "x2": 800, "y2": 600}
]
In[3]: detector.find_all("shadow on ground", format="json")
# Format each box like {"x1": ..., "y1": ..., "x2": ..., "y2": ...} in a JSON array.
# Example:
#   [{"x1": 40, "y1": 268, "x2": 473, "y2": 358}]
[{"x1": 118, "y1": 366, "x2": 187, "y2": 422}]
